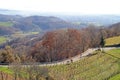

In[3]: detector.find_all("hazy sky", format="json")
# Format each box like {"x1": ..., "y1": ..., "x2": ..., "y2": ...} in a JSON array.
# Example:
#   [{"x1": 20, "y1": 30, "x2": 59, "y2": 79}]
[{"x1": 0, "y1": 0, "x2": 120, "y2": 15}]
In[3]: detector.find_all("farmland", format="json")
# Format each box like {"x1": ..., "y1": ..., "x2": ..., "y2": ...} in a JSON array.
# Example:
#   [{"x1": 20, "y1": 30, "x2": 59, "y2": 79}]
[
  {"x1": 0, "y1": 36, "x2": 7, "y2": 44},
  {"x1": 106, "y1": 49, "x2": 120, "y2": 58},
  {"x1": 105, "y1": 36, "x2": 120, "y2": 46},
  {"x1": 109, "y1": 74, "x2": 120, "y2": 80},
  {"x1": 48, "y1": 49, "x2": 120, "y2": 80},
  {"x1": 0, "y1": 22, "x2": 14, "y2": 27}
]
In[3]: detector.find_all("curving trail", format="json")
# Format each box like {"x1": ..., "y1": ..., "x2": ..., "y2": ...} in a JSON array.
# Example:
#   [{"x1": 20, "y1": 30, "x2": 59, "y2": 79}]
[
  {"x1": 39, "y1": 47, "x2": 120, "y2": 66},
  {"x1": 0, "y1": 47, "x2": 120, "y2": 67}
]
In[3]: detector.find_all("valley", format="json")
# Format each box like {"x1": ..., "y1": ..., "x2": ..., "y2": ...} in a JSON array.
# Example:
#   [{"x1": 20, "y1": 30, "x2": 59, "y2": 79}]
[{"x1": 0, "y1": 14, "x2": 120, "y2": 80}]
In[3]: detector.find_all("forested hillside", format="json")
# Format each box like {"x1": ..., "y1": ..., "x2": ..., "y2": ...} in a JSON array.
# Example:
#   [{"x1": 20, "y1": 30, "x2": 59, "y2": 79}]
[{"x1": 0, "y1": 22, "x2": 120, "y2": 63}]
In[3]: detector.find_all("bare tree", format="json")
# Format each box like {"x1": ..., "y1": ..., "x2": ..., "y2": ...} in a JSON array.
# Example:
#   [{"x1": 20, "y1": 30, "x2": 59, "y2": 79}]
[
  {"x1": 24, "y1": 62, "x2": 52, "y2": 80},
  {"x1": 9, "y1": 62, "x2": 22, "y2": 80}
]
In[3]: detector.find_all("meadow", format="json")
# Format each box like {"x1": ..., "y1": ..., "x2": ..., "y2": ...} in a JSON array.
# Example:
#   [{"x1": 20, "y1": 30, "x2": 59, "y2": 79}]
[
  {"x1": 48, "y1": 49, "x2": 120, "y2": 80},
  {"x1": 105, "y1": 36, "x2": 120, "y2": 46},
  {"x1": 0, "y1": 21, "x2": 14, "y2": 27},
  {"x1": 0, "y1": 36, "x2": 7, "y2": 44}
]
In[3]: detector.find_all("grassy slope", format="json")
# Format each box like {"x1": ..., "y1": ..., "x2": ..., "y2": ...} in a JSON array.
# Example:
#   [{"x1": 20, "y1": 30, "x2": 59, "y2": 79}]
[
  {"x1": 0, "y1": 22, "x2": 14, "y2": 27},
  {"x1": 109, "y1": 74, "x2": 120, "y2": 80},
  {"x1": 105, "y1": 36, "x2": 120, "y2": 46},
  {"x1": 107, "y1": 49, "x2": 120, "y2": 58},
  {"x1": 108, "y1": 49, "x2": 120, "y2": 80},
  {"x1": 0, "y1": 67, "x2": 13, "y2": 74},
  {"x1": 48, "y1": 49, "x2": 120, "y2": 80},
  {"x1": 0, "y1": 49, "x2": 120, "y2": 80},
  {"x1": 0, "y1": 36, "x2": 7, "y2": 44}
]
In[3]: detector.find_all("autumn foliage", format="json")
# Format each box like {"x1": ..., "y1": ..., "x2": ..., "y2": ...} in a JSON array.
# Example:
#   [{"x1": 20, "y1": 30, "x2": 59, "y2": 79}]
[
  {"x1": 1, "y1": 25, "x2": 119, "y2": 63},
  {"x1": 31, "y1": 28, "x2": 101, "y2": 62}
]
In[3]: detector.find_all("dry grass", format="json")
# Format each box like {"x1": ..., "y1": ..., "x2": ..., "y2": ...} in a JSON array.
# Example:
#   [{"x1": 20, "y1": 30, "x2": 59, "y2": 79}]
[
  {"x1": 48, "y1": 50, "x2": 120, "y2": 80},
  {"x1": 105, "y1": 36, "x2": 120, "y2": 46}
]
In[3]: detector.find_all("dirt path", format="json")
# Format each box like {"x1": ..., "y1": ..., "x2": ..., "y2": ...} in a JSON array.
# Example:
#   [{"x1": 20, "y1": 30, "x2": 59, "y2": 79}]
[
  {"x1": 39, "y1": 47, "x2": 120, "y2": 66},
  {"x1": 1, "y1": 47, "x2": 120, "y2": 67}
]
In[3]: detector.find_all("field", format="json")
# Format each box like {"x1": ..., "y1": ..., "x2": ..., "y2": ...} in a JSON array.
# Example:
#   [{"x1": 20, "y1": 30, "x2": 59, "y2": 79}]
[
  {"x1": 109, "y1": 74, "x2": 120, "y2": 80},
  {"x1": 31, "y1": 31, "x2": 39, "y2": 34},
  {"x1": 105, "y1": 36, "x2": 120, "y2": 46},
  {"x1": 0, "y1": 36, "x2": 7, "y2": 44},
  {"x1": 11, "y1": 31, "x2": 40, "y2": 39},
  {"x1": 106, "y1": 49, "x2": 120, "y2": 58},
  {"x1": 0, "y1": 49, "x2": 120, "y2": 80},
  {"x1": 48, "y1": 49, "x2": 120, "y2": 80},
  {"x1": 108, "y1": 49, "x2": 120, "y2": 80},
  {"x1": 0, "y1": 21, "x2": 14, "y2": 27},
  {"x1": 0, "y1": 67, "x2": 12, "y2": 74}
]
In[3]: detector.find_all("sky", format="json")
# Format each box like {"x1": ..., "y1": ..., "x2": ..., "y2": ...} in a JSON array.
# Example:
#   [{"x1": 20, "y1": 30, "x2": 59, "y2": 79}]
[{"x1": 0, "y1": 0, "x2": 120, "y2": 15}]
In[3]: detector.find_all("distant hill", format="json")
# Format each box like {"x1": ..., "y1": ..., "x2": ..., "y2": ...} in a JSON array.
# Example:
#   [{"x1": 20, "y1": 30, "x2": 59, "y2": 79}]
[
  {"x1": 1, "y1": 9, "x2": 120, "y2": 27},
  {"x1": 0, "y1": 26, "x2": 18, "y2": 35},
  {"x1": 0, "y1": 14, "x2": 22, "y2": 22},
  {"x1": 108, "y1": 22, "x2": 120, "y2": 37},
  {"x1": 0, "y1": 14, "x2": 78, "y2": 35},
  {"x1": 14, "y1": 16, "x2": 77, "y2": 31},
  {"x1": 109, "y1": 22, "x2": 120, "y2": 31},
  {"x1": 59, "y1": 15, "x2": 120, "y2": 26}
]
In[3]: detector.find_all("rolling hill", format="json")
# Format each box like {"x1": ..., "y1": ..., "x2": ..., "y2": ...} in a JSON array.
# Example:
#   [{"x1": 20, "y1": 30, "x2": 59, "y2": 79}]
[
  {"x1": 0, "y1": 14, "x2": 78, "y2": 34},
  {"x1": 60, "y1": 15, "x2": 120, "y2": 26},
  {"x1": 14, "y1": 16, "x2": 77, "y2": 32}
]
